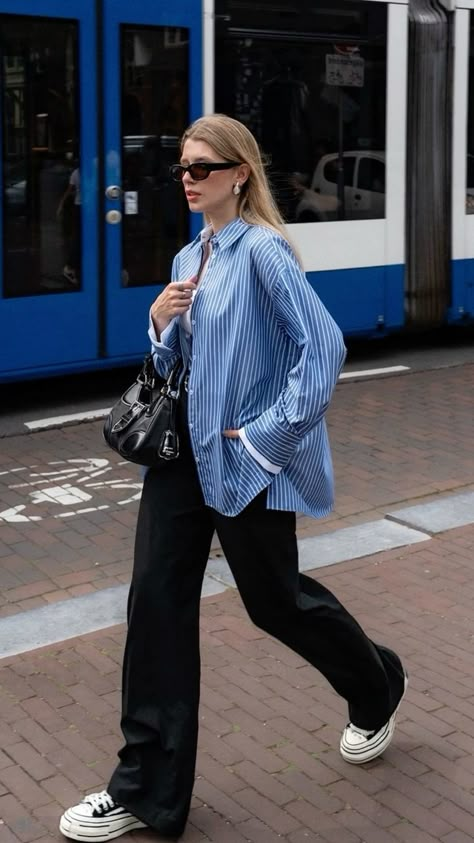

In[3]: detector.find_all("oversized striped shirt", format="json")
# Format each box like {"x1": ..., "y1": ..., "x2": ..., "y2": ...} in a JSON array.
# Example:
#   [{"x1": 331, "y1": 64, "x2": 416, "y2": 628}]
[{"x1": 149, "y1": 216, "x2": 346, "y2": 517}]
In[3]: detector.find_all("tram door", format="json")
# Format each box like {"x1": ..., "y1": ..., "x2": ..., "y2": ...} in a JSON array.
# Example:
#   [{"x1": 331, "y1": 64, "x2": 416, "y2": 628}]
[{"x1": 0, "y1": 0, "x2": 199, "y2": 380}]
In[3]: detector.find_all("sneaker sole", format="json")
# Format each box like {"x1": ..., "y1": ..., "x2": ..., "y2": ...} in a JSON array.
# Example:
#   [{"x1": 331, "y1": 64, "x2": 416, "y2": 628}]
[
  {"x1": 59, "y1": 814, "x2": 146, "y2": 841},
  {"x1": 340, "y1": 671, "x2": 409, "y2": 764}
]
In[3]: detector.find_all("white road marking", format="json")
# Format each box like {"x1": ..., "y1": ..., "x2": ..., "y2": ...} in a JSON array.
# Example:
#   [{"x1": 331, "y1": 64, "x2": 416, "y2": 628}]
[
  {"x1": 29, "y1": 486, "x2": 92, "y2": 506},
  {"x1": 24, "y1": 408, "x2": 112, "y2": 430},
  {"x1": 85, "y1": 478, "x2": 135, "y2": 487},
  {"x1": 55, "y1": 504, "x2": 111, "y2": 519},
  {"x1": 10, "y1": 479, "x2": 61, "y2": 489},
  {"x1": 339, "y1": 365, "x2": 410, "y2": 379},
  {"x1": 0, "y1": 505, "x2": 42, "y2": 522},
  {"x1": 0, "y1": 458, "x2": 142, "y2": 523}
]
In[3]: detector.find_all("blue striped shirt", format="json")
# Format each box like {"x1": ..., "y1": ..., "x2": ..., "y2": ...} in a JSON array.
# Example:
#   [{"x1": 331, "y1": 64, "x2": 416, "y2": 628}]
[{"x1": 149, "y1": 216, "x2": 346, "y2": 517}]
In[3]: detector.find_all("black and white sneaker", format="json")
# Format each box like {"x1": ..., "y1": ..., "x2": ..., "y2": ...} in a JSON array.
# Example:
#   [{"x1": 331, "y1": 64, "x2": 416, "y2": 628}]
[
  {"x1": 340, "y1": 672, "x2": 409, "y2": 764},
  {"x1": 59, "y1": 790, "x2": 146, "y2": 841}
]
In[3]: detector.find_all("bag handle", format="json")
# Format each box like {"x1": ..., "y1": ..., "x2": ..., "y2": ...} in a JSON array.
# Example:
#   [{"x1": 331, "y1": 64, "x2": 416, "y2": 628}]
[
  {"x1": 111, "y1": 357, "x2": 181, "y2": 435},
  {"x1": 139, "y1": 354, "x2": 181, "y2": 392},
  {"x1": 162, "y1": 359, "x2": 182, "y2": 398}
]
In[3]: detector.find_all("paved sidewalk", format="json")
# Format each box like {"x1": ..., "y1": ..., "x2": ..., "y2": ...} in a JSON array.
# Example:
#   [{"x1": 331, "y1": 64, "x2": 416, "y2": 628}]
[
  {"x1": 1, "y1": 523, "x2": 474, "y2": 842},
  {"x1": 1, "y1": 362, "x2": 474, "y2": 841},
  {"x1": 1, "y1": 364, "x2": 474, "y2": 617}
]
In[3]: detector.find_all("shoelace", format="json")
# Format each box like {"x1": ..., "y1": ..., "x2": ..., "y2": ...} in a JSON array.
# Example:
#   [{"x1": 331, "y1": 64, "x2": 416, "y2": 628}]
[{"x1": 84, "y1": 791, "x2": 116, "y2": 815}]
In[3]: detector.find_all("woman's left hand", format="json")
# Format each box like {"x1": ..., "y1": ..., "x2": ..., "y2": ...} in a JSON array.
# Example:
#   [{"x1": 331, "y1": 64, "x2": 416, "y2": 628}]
[{"x1": 222, "y1": 429, "x2": 239, "y2": 438}]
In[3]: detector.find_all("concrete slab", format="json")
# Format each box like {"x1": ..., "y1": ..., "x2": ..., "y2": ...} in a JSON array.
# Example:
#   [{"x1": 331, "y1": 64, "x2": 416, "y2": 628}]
[
  {"x1": 202, "y1": 573, "x2": 229, "y2": 597},
  {"x1": 0, "y1": 585, "x2": 129, "y2": 660},
  {"x1": 0, "y1": 575, "x2": 227, "y2": 659},
  {"x1": 386, "y1": 491, "x2": 474, "y2": 534},
  {"x1": 297, "y1": 519, "x2": 430, "y2": 571},
  {"x1": 206, "y1": 557, "x2": 237, "y2": 588},
  {"x1": 205, "y1": 519, "x2": 430, "y2": 585},
  {"x1": 0, "y1": 517, "x2": 433, "y2": 659}
]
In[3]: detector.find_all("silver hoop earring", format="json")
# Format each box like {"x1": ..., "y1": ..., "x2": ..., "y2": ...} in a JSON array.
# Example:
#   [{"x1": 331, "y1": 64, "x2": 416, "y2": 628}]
[{"x1": 233, "y1": 183, "x2": 241, "y2": 196}]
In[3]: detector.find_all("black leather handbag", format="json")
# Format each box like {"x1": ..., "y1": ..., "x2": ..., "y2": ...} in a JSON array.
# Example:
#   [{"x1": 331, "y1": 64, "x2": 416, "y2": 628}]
[{"x1": 103, "y1": 355, "x2": 181, "y2": 467}]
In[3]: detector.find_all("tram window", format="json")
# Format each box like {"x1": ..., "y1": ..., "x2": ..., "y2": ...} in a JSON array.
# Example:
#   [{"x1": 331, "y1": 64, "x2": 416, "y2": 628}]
[
  {"x1": 467, "y1": 13, "x2": 474, "y2": 213},
  {"x1": 358, "y1": 158, "x2": 385, "y2": 193},
  {"x1": 323, "y1": 157, "x2": 356, "y2": 187},
  {"x1": 214, "y1": 0, "x2": 387, "y2": 223},
  {"x1": 120, "y1": 27, "x2": 189, "y2": 287},
  {"x1": 1, "y1": 16, "x2": 80, "y2": 297}
]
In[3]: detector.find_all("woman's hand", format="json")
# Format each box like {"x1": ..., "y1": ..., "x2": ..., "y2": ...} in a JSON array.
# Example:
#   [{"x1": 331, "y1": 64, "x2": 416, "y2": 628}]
[{"x1": 151, "y1": 277, "x2": 197, "y2": 338}]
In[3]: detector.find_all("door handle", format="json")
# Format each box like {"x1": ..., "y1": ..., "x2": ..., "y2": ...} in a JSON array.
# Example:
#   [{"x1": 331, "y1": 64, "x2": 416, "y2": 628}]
[{"x1": 105, "y1": 185, "x2": 122, "y2": 200}]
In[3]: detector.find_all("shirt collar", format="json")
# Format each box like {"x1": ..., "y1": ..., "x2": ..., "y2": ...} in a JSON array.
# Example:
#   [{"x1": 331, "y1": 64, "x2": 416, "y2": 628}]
[
  {"x1": 197, "y1": 217, "x2": 251, "y2": 251},
  {"x1": 200, "y1": 224, "x2": 214, "y2": 245}
]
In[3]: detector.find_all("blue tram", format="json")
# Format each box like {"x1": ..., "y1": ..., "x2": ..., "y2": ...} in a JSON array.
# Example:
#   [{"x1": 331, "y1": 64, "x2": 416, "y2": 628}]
[{"x1": 0, "y1": 0, "x2": 472, "y2": 381}]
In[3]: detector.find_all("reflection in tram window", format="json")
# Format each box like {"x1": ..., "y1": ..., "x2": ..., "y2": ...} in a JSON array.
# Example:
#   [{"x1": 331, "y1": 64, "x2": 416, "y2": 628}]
[
  {"x1": 57, "y1": 166, "x2": 81, "y2": 285},
  {"x1": 215, "y1": 0, "x2": 387, "y2": 223},
  {"x1": 1, "y1": 17, "x2": 80, "y2": 296},
  {"x1": 467, "y1": 13, "x2": 474, "y2": 214},
  {"x1": 120, "y1": 27, "x2": 189, "y2": 287}
]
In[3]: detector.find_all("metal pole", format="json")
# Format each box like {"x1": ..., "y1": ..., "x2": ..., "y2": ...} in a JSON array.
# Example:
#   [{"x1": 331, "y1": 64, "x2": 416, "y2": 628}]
[{"x1": 337, "y1": 86, "x2": 345, "y2": 219}]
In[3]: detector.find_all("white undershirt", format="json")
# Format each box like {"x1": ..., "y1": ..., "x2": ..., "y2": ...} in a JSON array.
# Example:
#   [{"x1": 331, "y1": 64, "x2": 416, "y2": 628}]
[{"x1": 181, "y1": 237, "x2": 212, "y2": 335}]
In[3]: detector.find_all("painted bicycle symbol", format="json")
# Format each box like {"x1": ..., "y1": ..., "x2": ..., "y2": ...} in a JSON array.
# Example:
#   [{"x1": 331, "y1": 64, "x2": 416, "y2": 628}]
[{"x1": 0, "y1": 457, "x2": 142, "y2": 523}]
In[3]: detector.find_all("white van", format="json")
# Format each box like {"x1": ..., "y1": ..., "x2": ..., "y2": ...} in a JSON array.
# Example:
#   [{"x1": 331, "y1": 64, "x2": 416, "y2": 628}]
[{"x1": 295, "y1": 150, "x2": 385, "y2": 222}]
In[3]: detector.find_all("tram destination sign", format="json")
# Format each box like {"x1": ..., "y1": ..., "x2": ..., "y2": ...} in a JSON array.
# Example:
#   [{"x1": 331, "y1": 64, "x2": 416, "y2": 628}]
[{"x1": 326, "y1": 53, "x2": 364, "y2": 88}]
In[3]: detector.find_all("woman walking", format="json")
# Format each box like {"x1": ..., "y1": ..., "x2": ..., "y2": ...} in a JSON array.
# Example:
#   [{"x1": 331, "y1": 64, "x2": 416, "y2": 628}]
[{"x1": 60, "y1": 114, "x2": 407, "y2": 841}]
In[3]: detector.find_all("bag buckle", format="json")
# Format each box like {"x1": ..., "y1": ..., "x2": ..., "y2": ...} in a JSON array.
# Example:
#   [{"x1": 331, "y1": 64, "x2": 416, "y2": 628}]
[{"x1": 111, "y1": 401, "x2": 144, "y2": 434}]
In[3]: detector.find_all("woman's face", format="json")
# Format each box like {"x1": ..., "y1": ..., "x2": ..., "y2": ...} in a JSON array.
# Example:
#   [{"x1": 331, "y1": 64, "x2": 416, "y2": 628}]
[{"x1": 180, "y1": 138, "x2": 243, "y2": 226}]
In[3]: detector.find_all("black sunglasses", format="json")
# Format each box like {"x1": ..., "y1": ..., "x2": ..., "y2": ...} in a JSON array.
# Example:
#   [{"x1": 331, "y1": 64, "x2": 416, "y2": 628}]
[{"x1": 169, "y1": 161, "x2": 240, "y2": 182}]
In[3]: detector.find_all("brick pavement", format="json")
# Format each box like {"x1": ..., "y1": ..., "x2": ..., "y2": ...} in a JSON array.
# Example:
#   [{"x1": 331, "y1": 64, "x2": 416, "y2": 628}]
[
  {"x1": 1, "y1": 523, "x2": 474, "y2": 842},
  {"x1": 1, "y1": 364, "x2": 474, "y2": 617}
]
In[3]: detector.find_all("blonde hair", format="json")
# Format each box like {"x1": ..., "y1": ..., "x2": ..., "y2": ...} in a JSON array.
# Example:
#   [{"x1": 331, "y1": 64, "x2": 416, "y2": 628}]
[{"x1": 181, "y1": 113, "x2": 298, "y2": 256}]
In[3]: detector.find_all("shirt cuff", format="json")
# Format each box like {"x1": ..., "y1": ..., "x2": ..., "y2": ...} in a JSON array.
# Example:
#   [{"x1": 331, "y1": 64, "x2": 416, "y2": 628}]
[
  {"x1": 239, "y1": 428, "x2": 282, "y2": 474},
  {"x1": 148, "y1": 315, "x2": 175, "y2": 352}
]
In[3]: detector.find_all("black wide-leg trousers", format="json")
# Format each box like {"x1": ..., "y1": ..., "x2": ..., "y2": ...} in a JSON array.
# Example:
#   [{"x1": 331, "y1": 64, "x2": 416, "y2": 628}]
[{"x1": 108, "y1": 401, "x2": 405, "y2": 838}]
